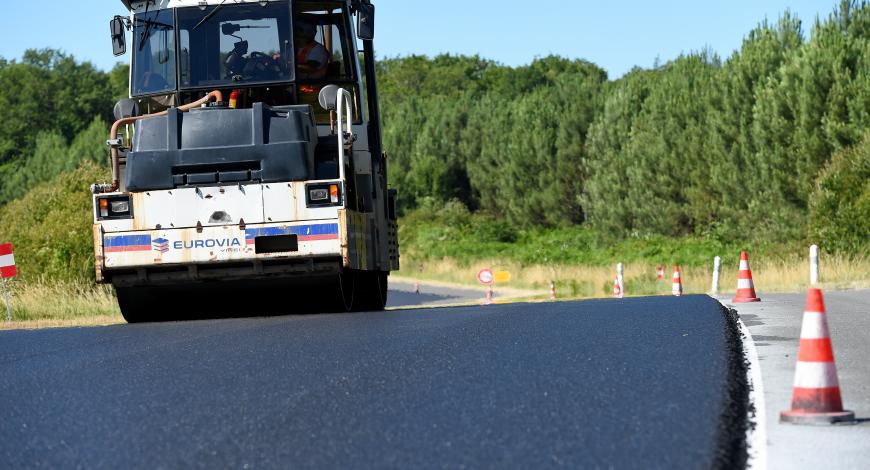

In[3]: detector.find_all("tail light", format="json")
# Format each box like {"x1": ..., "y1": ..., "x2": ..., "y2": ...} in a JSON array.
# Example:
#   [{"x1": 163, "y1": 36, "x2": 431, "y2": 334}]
[
  {"x1": 96, "y1": 195, "x2": 133, "y2": 220},
  {"x1": 99, "y1": 198, "x2": 109, "y2": 218},
  {"x1": 306, "y1": 182, "x2": 343, "y2": 207}
]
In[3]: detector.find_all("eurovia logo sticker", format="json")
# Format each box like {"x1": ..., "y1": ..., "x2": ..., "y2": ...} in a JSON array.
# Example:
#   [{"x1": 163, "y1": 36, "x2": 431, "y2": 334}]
[
  {"x1": 152, "y1": 238, "x2": 170, "y2": 254},
  {"x1": 152, "y1": 237, "x2": 243, "y2": 252}
]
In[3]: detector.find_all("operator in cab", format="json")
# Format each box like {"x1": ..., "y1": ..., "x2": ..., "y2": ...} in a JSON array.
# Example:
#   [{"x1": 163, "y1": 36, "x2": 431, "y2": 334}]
[{"x1": 291, "y1": 21, "x2": 329, "y2": 79}]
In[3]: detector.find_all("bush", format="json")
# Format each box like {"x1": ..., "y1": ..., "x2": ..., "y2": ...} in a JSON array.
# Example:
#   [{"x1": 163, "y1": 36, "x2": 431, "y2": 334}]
[
  {"x1": 0, "y1": 163, "x2": 109, "y2": 282},
  {"x1": 809, "y1": 137, "x2": 870, "y2": 254}
]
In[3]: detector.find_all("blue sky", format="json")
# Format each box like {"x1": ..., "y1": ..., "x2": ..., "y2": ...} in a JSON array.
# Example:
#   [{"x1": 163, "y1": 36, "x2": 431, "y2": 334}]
[{"x1": 0, "y1": 0, "x2": 836, "y2": 78}]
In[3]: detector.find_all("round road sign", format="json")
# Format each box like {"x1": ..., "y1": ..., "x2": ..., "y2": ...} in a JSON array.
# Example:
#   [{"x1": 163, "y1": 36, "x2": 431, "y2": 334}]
[{"x1": 477, "y1": 269, "x2": 494, "y2": 285}]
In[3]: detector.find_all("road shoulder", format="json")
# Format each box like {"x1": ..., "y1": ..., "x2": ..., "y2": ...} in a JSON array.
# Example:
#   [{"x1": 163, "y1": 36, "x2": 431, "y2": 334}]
[{"x1": 722, "y1": 290, "x2": 870, "y2": 470}]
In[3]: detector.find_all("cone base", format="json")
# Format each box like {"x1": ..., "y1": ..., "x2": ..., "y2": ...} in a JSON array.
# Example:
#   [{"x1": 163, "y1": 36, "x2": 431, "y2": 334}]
[
  {"x1": 780, "y1": 409, "x2": 855, "y2": 425},
  {"x1": 732, "y1": 296, "x2": 761, "y2": 303}
]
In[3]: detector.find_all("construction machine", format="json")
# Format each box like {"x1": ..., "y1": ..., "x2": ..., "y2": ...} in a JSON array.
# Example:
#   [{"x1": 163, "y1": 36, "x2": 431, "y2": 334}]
[{"x1": 94, "y1": 0, "x2": 398, "y2": 322}]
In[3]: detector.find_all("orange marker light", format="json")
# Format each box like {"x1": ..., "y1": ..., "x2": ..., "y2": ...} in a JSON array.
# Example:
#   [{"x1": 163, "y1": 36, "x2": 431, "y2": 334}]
[
  {"x1": 329, "y1": 184, "x2": 340, "y2": 204},
  {"x1": 229, "y1": 90, "x2": 241, "y2": 109},
  {"x1": 98, "y1": 198, "x2": 109, "y2": 217}
]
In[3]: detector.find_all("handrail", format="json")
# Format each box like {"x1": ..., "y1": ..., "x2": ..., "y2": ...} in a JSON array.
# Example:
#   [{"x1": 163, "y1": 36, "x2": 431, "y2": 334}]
[{"x1": 335, "y1": 88, "x2": 354, "y2": 184}]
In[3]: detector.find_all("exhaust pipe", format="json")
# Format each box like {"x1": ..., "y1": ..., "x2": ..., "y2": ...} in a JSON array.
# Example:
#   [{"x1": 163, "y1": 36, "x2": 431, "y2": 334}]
[{"x1": 100, "y1": 90, "x2": 224, "y2": 193}]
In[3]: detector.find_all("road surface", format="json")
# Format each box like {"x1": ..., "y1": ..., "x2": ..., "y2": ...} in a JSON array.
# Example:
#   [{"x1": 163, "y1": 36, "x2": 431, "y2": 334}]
[
  {"x1": 0, "y1": 296, "x2": 746, "y2": 468},
  {"x1": 726, "y1": 289, "x2": 870, "y2": 469},
  {"x1": 387, "y1": 279, "x2": 485, "y2": 308}
]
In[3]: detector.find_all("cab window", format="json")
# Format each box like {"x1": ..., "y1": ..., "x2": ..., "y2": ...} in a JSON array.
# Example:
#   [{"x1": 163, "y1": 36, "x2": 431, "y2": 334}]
[
  {"x1": 132, "y1": 9, "x2": 177, "y2": 96},
  {"x1": 294, "y1": 2, "x2": 360, "y2": 124}
]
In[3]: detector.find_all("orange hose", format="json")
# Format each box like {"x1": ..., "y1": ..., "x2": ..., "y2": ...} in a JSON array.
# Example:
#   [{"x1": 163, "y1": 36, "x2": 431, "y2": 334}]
[{"x1": 107, "y1": 91, "x2": 224, "y2": 192}]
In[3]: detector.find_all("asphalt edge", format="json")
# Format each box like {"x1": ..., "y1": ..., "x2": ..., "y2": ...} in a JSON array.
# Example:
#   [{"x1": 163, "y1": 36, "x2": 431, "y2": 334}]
[
  {"x1": 736, "y1": 309, "x2": 769, "y2": 470},
  {"x1": 712, "y1": 302, "x2": 751, "y2": 470}
]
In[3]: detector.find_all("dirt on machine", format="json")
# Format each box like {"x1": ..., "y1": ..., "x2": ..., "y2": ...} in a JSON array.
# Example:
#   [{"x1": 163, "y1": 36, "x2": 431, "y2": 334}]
[{"x1": 93, "y1": 0, "x2": 398, "y2": 322}]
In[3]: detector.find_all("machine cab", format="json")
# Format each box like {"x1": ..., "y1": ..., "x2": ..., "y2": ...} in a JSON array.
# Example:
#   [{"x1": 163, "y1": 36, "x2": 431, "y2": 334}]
[
  {"x1": 130, "y1": 1, "x2": 362, "y2": 122},
  {"x1": 109, "y1": 0, "x2": 386, "y2": 215}
]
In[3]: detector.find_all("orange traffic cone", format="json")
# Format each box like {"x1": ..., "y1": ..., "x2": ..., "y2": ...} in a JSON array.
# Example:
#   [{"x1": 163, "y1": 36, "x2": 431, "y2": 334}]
[
  {"x1": 732, "y1": 251, "x2": 760, "y2": 303},
  {"x1": 613, "y1": 277, "x2": 622, "y2": 298},
  {"x1": 549, "y1": 281, "x2": 557, "y2": 300},
  {"x1": 781, "y1": 289, "x2": 854, "y2": 424},
  {"x1": 672, "y1": 265, "x2": 683, "y2": 297}
]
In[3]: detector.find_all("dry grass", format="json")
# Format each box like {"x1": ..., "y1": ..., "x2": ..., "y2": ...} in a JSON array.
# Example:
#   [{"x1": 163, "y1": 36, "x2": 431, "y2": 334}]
[
  {"x1": 0, "y1": 280, "x2": 121, "y2": 329},
  {"x1": 400, "y1": 254, "x2": 870, "y2": 299},
  {"x1": 1, "y1": 254, "x2": 865, "y2": 330}
]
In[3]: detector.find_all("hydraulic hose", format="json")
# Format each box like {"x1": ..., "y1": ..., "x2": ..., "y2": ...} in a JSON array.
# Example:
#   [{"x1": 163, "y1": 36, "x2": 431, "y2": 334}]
[{"x1": 100, "y1": 90, "x2": 224, "y2": 193}]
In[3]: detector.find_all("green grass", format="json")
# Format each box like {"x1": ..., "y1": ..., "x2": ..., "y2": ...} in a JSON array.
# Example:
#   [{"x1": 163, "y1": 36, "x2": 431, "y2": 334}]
[
  {"x1": 397, "y1": 202, "x2": 870, "y2": 296},
  {"x1": 399, "y1": 200, "x2": 810, "y2": 269}
]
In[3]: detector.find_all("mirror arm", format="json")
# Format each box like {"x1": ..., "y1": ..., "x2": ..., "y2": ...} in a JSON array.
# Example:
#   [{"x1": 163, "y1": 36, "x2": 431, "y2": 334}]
[{"x1": 114, "y1": 15, "x2": 132, "y2": 30}]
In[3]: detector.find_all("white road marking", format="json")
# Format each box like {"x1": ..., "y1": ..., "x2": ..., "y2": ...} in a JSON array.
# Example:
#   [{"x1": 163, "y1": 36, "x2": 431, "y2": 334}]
[{"x1": 738, "y1": 313, "x2": 769, "y2": 470}]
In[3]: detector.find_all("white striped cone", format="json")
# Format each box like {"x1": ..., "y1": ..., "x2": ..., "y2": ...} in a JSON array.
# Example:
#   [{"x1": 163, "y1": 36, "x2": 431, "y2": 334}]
[
  {"x1": 732, "y1": 251, "x2": 760, "y2": 302},
  {"x1": 781, "y1": 288, "x2": 854, "y2": 424},
  {"x1": 613, "y1": 277, "x2": 622, "y2": 298},
  {"x1": 672, "y1": 265, "x2": 683, "y2": 297},
  {"x1": 549, "y1": 282, "x2": 556, "y2": 300}
]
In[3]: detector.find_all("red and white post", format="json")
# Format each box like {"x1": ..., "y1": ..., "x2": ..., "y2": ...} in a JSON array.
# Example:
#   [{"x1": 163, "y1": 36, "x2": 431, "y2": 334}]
[
  {"x1": 616, "y1": 263, "x2": 625, "y2": 299},
  {"x1": 672, "y1": 265, "x2": 683, "y2": 297},
  {"x1": 0, "y1": 243, "x2": 16, "y2": 322}
]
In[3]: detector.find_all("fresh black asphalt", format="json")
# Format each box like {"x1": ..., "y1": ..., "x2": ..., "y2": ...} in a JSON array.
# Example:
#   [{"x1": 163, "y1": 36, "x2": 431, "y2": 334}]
[{"x1": 0, "y1": 295, "x2": 746, "y2": 469}]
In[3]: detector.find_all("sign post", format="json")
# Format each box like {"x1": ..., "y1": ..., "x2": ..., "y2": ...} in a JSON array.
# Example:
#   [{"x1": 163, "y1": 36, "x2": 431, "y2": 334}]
[
  {"x1": 0, "y1": 243, "x2": 16, "y2": 322},
  {"x1": 477, "y1": 268, "x2": 494, "y2": 305},
  {"x1": 1, "y1": 277, "x2": 10, "y2": 322}
]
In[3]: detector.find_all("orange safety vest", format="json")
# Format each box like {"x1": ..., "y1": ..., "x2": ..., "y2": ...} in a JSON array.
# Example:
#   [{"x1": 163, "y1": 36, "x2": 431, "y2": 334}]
[{"x1": 296, "y1": 41, "x2": 330, "y2": 75}]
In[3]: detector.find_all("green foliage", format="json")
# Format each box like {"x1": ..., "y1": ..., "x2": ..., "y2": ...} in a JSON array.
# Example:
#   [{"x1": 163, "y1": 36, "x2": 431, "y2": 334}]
[
  {"x1": 399, "y1": 201, "x2": 747, "y2": 268},
  {"x1": 0, "y1": 163, "x2": 109, "y2": 282},
  {"x1": 0, "y1": 50, "x2": 115, "y2": 164},
  {"x1": 0, "y1": 117, "x2": 107, "y2": 204},
  {"x1": 380, "y1": 2, "x2": 870, "y2": 253},
  {"x1": 0, "y1": 49, "x2": 117, "y2": 206},
  {"x1": 809, "y1": 135, "x2": 870, "y2": 253},
  {"x1": 384, "y1": 55, "x2": 607, "y2": 224},
  {"x1": 108, "y1": 63, "x2": 131, "y2": 101}
]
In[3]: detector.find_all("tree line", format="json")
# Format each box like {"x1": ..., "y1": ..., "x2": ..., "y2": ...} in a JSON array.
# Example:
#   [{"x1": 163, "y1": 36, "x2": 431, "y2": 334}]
[
  {"x1": 0, "y1": 49, "x2": 127, "y2": 204},
  {"x1": 378, "y1": 1, "x2": 870, "y2": 252},
  {"x1": 0, "y1": 1, "x2": 867, "y2": 255}
]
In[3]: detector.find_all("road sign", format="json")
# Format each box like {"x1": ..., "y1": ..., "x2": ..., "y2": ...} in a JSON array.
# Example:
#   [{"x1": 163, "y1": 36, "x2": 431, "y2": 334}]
[
  {"x1": 0, "y1": 243, "x2": 15, "y2": 279},
  {"x1": 494, "y1": 271, "x2": 511, "y2": 283},
  {"x1": 477, "y1": 268, "x2": 494, "y2": 285}
]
